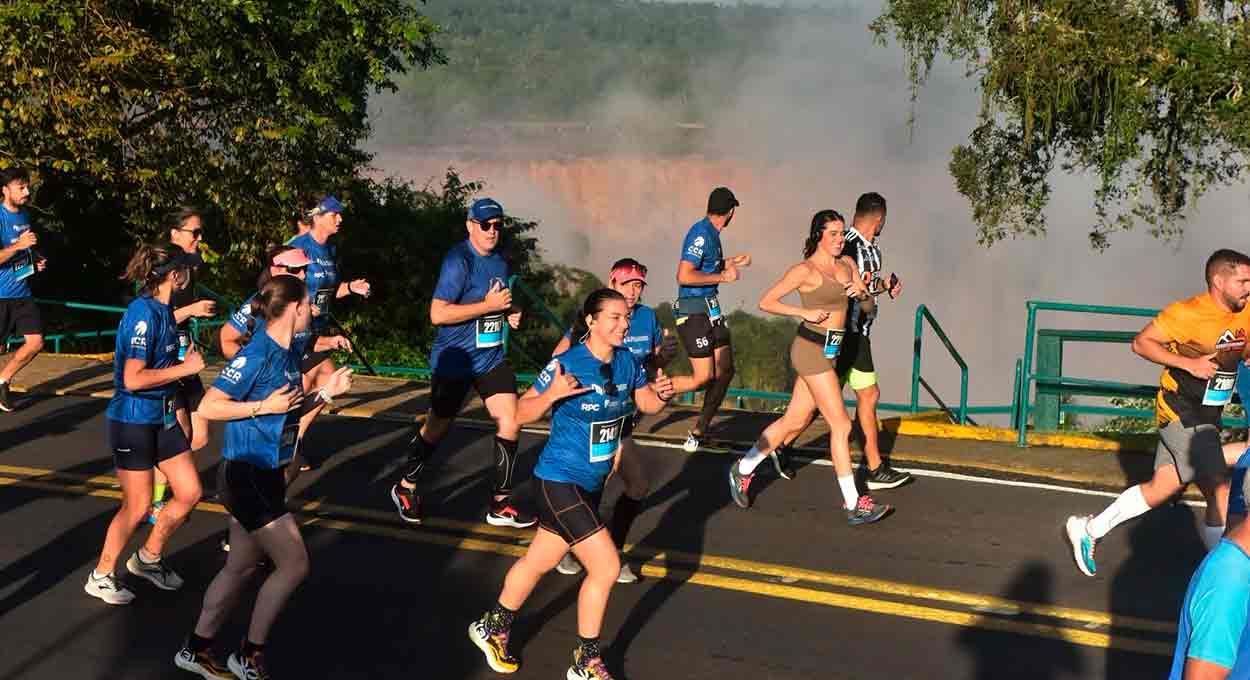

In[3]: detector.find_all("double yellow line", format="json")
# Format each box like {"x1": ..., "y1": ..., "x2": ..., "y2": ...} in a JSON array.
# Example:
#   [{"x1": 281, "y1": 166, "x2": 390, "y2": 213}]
[{"x1": 0, "y1": 463, "x2": 1175, "y2": 656}]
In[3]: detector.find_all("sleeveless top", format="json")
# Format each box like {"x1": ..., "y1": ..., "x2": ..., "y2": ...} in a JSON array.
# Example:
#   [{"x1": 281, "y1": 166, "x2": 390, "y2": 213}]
[{"x1": 798, "y1": 264, "x2": 848, "y2": 334}]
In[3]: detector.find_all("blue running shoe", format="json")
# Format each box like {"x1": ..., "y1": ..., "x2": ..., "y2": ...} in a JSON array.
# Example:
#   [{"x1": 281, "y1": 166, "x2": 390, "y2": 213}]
[{"x1": 1064, "y1": 515, "x2": 1097, "y2": 576}]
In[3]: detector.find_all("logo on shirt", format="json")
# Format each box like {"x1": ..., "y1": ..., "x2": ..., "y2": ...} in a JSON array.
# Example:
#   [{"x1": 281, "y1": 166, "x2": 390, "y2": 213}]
[
  {"x1": 134, "y1": 321, "x2": 148, "y2": 336},
  {"x1": 687, "y1": 236, "x2": 705, "y2": 258},
  {"x1": 130, "y1": 320, "x2": 148, "y2": 348},
  {"x1": 1216, "y1": 329, "x2": 1247, "y2": 351},
  {"x1": 221, "y1": 356, "x2": 247, "y2": 384},
  {"x1": 581, "y1": 402, "x2": 601, "y2": 412},
  {"x1": 536, "y1": 359, "x2": 558, "y2": 387}
]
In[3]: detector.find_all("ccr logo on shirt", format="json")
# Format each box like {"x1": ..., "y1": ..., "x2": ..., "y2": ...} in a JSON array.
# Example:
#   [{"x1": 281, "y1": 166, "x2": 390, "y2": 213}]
[
  {"x1": 536, "y1": 360, "x2": 558, "y2": 387},
  {"x1": 131, "y1": 320, "x2": 148, "y2": 348},
  {"x1": 687, "y1": 236, "x2": 705, "y2": 258},
  {"x1": 222, "y1": 356, "x2": 247, "y2": 383}
]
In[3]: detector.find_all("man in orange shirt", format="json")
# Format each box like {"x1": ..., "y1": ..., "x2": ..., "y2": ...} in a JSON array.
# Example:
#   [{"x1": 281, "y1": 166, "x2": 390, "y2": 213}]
[{"x1": 1065, "y1": 249, "x2": 1250, "y2": 577}]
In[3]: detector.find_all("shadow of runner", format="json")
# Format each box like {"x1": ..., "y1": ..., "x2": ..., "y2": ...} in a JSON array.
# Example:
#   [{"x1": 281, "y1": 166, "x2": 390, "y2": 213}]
[{"x1": 956, "y1": 562, "x2": 1083, "y2": 680}]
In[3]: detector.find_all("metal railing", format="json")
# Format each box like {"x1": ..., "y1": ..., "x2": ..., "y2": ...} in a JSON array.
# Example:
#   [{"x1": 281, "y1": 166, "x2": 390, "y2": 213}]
[{"x1": 909, "y1": 304, "x2": 969, "y2": 424}]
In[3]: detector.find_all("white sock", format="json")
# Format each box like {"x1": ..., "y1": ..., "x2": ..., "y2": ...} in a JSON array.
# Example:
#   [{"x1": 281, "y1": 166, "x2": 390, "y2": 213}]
[
  {"x1": 0, "y1": 378, "x2": 7, "y2": 385},
  {"x1": 91, "y1": 570, "x2": 106, "y2": 580},
  {"x1": 1202, "y1": 524, "x2": 1226, "y2": 551},
  {"x1": 1087, "y1": 485, "x2": 1151, "y2": 539},
  {"x1": 738, "y1": 447, "x2": 767, "y2": 474},
  {"x1": 837, "y1": 475, "x2": 859, "y2": 510}
]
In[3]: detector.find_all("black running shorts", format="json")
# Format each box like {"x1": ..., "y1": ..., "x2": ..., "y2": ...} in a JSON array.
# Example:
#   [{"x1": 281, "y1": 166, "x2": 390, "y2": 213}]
[
  {"x1": 429, "y1": 361, "x2": 517, "y2": 419},
  {"x1": 172, "y1": 375, "x2": 205, "y2": 413},
  {"x1": 675, "y1": 313, "x2": 731, "y2": 359},
  {"x1": 536, "y1": 479, "x2": 605, "y2": 546},
  {"x1": 108, "y1": 419, "x2": 191, "y2": 471},
  {"x1": 0, "y1": 298, "x2": 42, "y2": 338},
  {"x1": 217, "y1": 459, "x2": 289, "y2": 532}
]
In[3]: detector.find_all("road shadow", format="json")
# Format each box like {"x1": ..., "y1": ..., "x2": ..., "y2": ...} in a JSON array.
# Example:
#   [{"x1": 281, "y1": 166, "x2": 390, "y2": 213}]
[{"x1": 956, "y1": 562, "x2": 1083, "y2": 680}]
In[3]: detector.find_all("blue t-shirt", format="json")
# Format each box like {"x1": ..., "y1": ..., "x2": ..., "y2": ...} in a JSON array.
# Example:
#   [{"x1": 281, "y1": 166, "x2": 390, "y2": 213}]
[
  {"x1": 531, "y1": 343, "x2": 647, "y2": 492},
  {"x1": 677, "y1": 217, "x2": 723, "y2": 301},
  {"x1": 106, "y1": 296, "x2": 180, "y2": 425},
  {"x1": 228, "y1": 293, "x2": 312, "y2": 349},
  {"x1": 563, "y1": 303, "x2": 662, "y2": 371},
  {"x1": 0, "y1": 204, "x2": 34, "y2": 299},
  {"x1": 213, "y1": 331, "x2": 305, "y2": 469},
  {"x1": 429, "y1": 240, "x2": 511, "y2": 378},
  {"x1": 289, "y1": 233, "x2": 338, "y2": 333},
  {"x1": 1169, "y1": 540, "x2": 1250, "y2": 678},
  {"x1": 1238, "y1": 362, "x2": 1250, "y2": 428}
]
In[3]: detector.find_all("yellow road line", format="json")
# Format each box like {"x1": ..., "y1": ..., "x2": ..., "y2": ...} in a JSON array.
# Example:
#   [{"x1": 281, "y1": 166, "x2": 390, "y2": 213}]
[{"x1": 0, "y1": 468, "x2": 1174, "y2": 652}]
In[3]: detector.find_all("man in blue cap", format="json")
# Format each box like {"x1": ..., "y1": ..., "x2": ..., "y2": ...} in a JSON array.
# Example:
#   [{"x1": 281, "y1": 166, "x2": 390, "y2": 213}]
[{"x1": 391, "y1": 197, "x2": 531, "y2": 528}]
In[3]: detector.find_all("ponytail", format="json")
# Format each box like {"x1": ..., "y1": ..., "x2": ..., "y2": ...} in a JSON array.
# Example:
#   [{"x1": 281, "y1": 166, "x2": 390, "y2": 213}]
[
  {"x1": 121, "y1": 241, "x2": 185, "y2": 295},
  {"x1": 253, "y1": 274, "x2": 306, "y2": 321}
]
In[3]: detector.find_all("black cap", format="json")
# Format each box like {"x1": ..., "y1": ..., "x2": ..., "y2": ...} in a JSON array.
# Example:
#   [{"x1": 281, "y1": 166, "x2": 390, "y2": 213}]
[{"x1": 707, "y1": 187, "x2": 739, "y2": 215}]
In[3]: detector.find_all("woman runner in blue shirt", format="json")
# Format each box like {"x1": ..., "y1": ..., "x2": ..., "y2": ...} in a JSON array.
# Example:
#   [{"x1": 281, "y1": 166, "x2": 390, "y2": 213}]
[
  {"x1": 85, "y1": 243, "x2": 206, "y2": 606},
  {"x1": 470, "y1": 288, "x2": 675, "y2": 680},
  {"x1": 176, "y1": 275, "x2": 353, "y2": 680}
]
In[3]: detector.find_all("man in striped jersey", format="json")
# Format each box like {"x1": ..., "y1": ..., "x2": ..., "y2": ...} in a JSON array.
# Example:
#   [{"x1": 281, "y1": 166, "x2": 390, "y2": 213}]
[{"x1": 771, "y1": 193, "x2": 912, "y2": 490}]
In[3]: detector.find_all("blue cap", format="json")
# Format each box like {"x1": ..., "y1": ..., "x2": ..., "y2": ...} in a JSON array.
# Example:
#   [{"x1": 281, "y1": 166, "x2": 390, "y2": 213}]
[
  {"x1": 312, "y1": 195, "x2": 345, "y2": 216},
  {"x1": 469, "y1": 198, "x2": 504, "y2": 222}
]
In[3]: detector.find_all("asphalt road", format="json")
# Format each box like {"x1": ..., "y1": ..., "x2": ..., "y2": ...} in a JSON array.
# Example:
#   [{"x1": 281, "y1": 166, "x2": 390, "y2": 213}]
[{"x1": 0, "y1": 395, "x2": 1200, "y2": 679}]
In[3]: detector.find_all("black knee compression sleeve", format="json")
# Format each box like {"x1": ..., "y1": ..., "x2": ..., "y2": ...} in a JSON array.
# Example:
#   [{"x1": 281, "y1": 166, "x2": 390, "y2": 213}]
[
  {"x1": 697, "y1": 364, "x2": 736, "y2": 432},
  {"x1": 493, "y1": 436, "x2": 519, "y2": 495},
  {"x1": 401, "y1": 432, "x2": 437, "y2": 485}
]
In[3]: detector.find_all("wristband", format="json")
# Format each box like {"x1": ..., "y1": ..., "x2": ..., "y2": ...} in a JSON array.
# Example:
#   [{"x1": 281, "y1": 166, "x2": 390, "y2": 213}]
[
  {"x1": 249, "y1": 402, "x2": 261, "y2": 419},
  {"x1": 317, "y1": 388, "x2": 334, "y2": 405}
]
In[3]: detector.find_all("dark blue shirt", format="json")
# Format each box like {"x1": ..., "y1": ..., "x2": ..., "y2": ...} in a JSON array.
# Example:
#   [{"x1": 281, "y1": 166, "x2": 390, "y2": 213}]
[
  {"x1": 429, "y1": 240, "x2": 510, "y2": 378},
  {"x1": 213, "y1": 331, "x2": 305, "y2": 469},
  {"x1": 227, "y1": 293, "x2": 312, "y2": 349},
  {"x1": 288, "y1": 233, "x2": 338, "y2": 333},
  {"x1": 677, "y1": 217, "x2": 723, "y2": 301},
  {"x1": 0, "y1": 205, "x2": 34, "y2": 299},
  {"x1": 531, "y1": 343, "x2": 647, "y2": 492},
  {"x1": 107, "y1": 296, "x2": 180, "y2": 425}
]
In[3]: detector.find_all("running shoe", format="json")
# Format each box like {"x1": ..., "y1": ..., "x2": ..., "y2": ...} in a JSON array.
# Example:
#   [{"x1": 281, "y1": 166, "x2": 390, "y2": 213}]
[
  {"x1": 228, "y1": 650, "x2": 271, "y2": 680},
  {"x1": 1064, "y1": 515, "x2": 1098, "y2": 577},
  {"x1": 682, "y1": 431, "x2": 701, "y2": 453},
  {"x1": 125, "y1": 551, "x2": 184, "y2": 591},
  {"x1": 616, "y1": 560, "x2": 639, "y2": 584},
  {"x1": 487, "y1": 498, "x2": 537, "y2": 528},
  {"x1": 0, "y1": 382, "x2": 13, "y2": 412},
  {"x1": 864, "y1": 463, "x2": 913, "y2": 490},
  {"x1": 567, "y1": 646, "x2": 615, "y2": 680},
  {"x1": 174, "y1": 643, "x2": 233, "y2": 679},
  {"x1": 84, "y1": 571, "x2": 134, "y2": 605},
  {"x1": 845, "y1": 495, "x2": 891, "y2": 526},
  {"x1": 146, "y1": 500, "x2": 166, "y2": 526},
  {"x1": 468, "y1": 616, "x2": 519, "y2": 674},
  {"x1": 728, "y1": 462, "x2": 754, "y2": 509},
  {"x1": 220, "y1": 537, "x2": 230, "y2": 552},
  {"x1": 768, "y1": 448, "x2": 795, "y2": 480},
  {"x1": 390, "y1": 483, "x2": 423, "y2": 525},
  {"x1": 556, "y1": 552, "x2": 583, "y2": 576}
]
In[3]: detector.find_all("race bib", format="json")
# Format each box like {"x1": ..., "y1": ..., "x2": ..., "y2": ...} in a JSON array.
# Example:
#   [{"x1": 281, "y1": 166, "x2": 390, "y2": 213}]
[
  {"x1": 705, "y1": 296, "x2": 723, "y2": 324},
  {"x1": 589, "y1": 415, "x2": 626, "y2": 462},
  {"x1": 278, "y1": 414, "x2": 300, "y2": 465},
  {"x1": 476, "y1": 314, "x2": 505, "y2": 348},
  {"x1": 823, "y1": 329, "x2": 845, "y2": 360},
  {"x1": 1203, "y1": 370, "x2": 1237, "y2": 406},
  {"x1": 162, "y1": 394, "x2": 178, "y2": 431},
  {"x1": 313, "y1": 288, "x2": 333, "y2": 318},
  {"x1": 11, "y1": 249, "x2": 33, "y2": 281},
  {"x1": 177, "y1": 331, "x2": 190, "y2": 362}
]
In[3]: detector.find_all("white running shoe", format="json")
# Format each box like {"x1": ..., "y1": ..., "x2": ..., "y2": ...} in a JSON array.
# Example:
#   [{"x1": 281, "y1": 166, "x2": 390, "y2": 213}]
[
  {"x1": 616, "y1": 561, "x2": 639, "y2": 584},
  {"x1": 84, "y1": 571, "x2": 135, "y2": 605},
  {"x1": 126, "y1": 551, "x2": 184, "y2": 591},
  {"x1": 1064, "y1": 515, "x2": 1098, "y2": 577},
  {"x1": 556, "y1": 552, "x2": 584, "y2": 576},
  {"x1": 682, "y1": 432, "x2": 701, "y2": 453}
]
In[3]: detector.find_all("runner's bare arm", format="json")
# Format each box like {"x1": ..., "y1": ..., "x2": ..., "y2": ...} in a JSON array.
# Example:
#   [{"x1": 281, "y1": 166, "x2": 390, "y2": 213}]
[
  {"x1": 551, "y1": 335, "x2": 573, "y2": 357},
  {"x1": 677, "y1": 260, "x2": 731, "y2": 286},
  {"x1": 758, "y1": 263, "x2": 826, "y2": 324},
  {"x1": 1131, "y1": 321, "x2": 1216, "y2": 378},
  {"x1": 430, "y1": 281, "x2": 512, "y2": 326},
  {"x1": 1182, "y1": 656, "x2": 1231, "y2": 680},
  {"x1": 219, "y1": 324, "x2": 245, "y2": 360}
]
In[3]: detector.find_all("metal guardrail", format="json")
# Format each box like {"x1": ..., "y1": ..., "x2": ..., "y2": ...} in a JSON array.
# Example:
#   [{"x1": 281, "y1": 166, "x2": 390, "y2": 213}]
[{"x1": 909, "y1": 304, "x2": 969, "y2": 424}]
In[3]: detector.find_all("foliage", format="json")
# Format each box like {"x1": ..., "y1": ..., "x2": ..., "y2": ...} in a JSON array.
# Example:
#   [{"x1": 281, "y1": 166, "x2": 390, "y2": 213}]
[{"x1": 871, "y1": 0, "x2": 1250, "y2": 248}]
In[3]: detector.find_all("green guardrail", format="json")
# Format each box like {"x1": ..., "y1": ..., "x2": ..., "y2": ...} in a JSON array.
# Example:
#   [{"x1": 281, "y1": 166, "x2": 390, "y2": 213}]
[{"x1": 910, "y1": 304, "x2": 969, "y2": 424}]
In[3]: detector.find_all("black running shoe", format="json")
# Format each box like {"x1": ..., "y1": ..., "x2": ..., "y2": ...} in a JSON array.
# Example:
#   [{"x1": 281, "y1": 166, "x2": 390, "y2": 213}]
[
  {"x1": 864, "y1": 463, "x2": 913, "y2": 490},
  {"x1": 228, "y1": 651, "x2": 271, "y2": 680},
  {"x1": 0, "y1": 382, "x2": 13, "y2": 412},
  {"x1": 769, "y1": 447, "x2": 795, "y2": 480},
  {"x1": 390, "y1": 483, "x2": 423, "y2": 525},
  {"x1": 174, "y1": 643, "x2": 233, "y2": 679}
]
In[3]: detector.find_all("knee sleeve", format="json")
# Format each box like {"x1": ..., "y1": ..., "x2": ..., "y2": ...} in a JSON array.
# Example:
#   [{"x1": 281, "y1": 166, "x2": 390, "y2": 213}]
[{"x1": 493, "y1": 436, "x2": 519, "y2": 495}]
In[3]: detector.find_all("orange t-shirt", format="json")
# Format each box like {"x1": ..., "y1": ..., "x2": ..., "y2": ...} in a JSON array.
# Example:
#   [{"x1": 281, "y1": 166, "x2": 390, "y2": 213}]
[{"x1": 1154, "y1": 293, "x2": 1250, "y2": 426}]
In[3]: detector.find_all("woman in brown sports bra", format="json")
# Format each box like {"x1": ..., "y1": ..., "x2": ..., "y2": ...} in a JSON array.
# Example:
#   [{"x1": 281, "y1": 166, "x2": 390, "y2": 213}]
[{"x1": 726, "y1": 210, "x2": 892, "y2": 526}]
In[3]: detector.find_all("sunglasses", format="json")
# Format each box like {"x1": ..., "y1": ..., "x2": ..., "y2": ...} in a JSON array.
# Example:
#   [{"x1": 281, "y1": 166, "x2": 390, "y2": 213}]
[
  {"x1": 476, "y1": 220, "x2": 504, "y2": 232},
  {"x1": 282, "y1": 265, "x2": 307, "y2": 274},
  {"x1": 178, "y1": 227, "x2": 203, "y2": 239},
  {"x1": 597, "y1": 364, "x2": 619, "y2": 396}
]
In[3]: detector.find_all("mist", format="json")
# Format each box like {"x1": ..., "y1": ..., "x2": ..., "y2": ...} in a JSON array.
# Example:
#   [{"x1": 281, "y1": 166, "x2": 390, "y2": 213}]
[{"x1": 366, "y1": 0, "x2": 1246, "y2": 421}]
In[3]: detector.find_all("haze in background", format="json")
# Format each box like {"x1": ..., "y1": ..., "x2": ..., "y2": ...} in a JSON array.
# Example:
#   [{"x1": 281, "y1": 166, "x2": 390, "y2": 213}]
[{"x1": 367, "y1": 0, "x2": 1245, "y2": 421}]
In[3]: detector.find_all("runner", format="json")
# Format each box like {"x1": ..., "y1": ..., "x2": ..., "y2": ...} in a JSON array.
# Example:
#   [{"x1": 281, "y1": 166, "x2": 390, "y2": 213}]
[
  {"x1": 390, "y1": 198, "x2": 531, "y2": 528},
  {"x1": 288, "y1": 196, "x2": 369, "y2": 475},
  {"x1": 727, "y1": 210, "x2": 891, "y2": 524},
  {"x1": 85, "y1": 242, "x2": 204, "y2": 605},
  {"x1": 220, "y1": 244, "x2": 351, "y2": 486},
  {"x1": 0, "y1": 166, "x2": 48, "y2": 412},
  {"x1": 549, "y1": 258, "x2": 679, "y2": 583},
  {"x1": 770, "y1": 193, "x2": 911, "y2": 489},
  {"x1": 469, "y1": 288, "x2": 675, "y2": 679},
  {"x1": 1064, "y1": 248, "x2": 1250, "y2": 576},
  {"x1": 668, "y1": 187, "x2": 751, "y2": 452},
  {"x1": 1167, "y1": 511, "x2": 1250, "y2": 678},
  {"x1": 176, "y1": 274, "x2": 354, "y2": 680}
]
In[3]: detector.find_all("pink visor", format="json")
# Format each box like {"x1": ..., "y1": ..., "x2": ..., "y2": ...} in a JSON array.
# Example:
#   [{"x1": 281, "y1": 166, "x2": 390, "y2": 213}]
[
  {"x1": 609, "y1": 262, "x2": 647, "y2": 285},
  {"x1": 272, "y1": 249, "x2": 311, "y2": 268}
]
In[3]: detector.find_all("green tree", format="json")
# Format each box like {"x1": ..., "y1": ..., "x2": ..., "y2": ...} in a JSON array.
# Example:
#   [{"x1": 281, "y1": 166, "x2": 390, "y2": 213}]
[
  {"x1": 871, "y1": 0, "x2": 1250, "y2": 249},
  {"x1": 1, "y1": 0, "x2": 442, "y2": 299}
]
